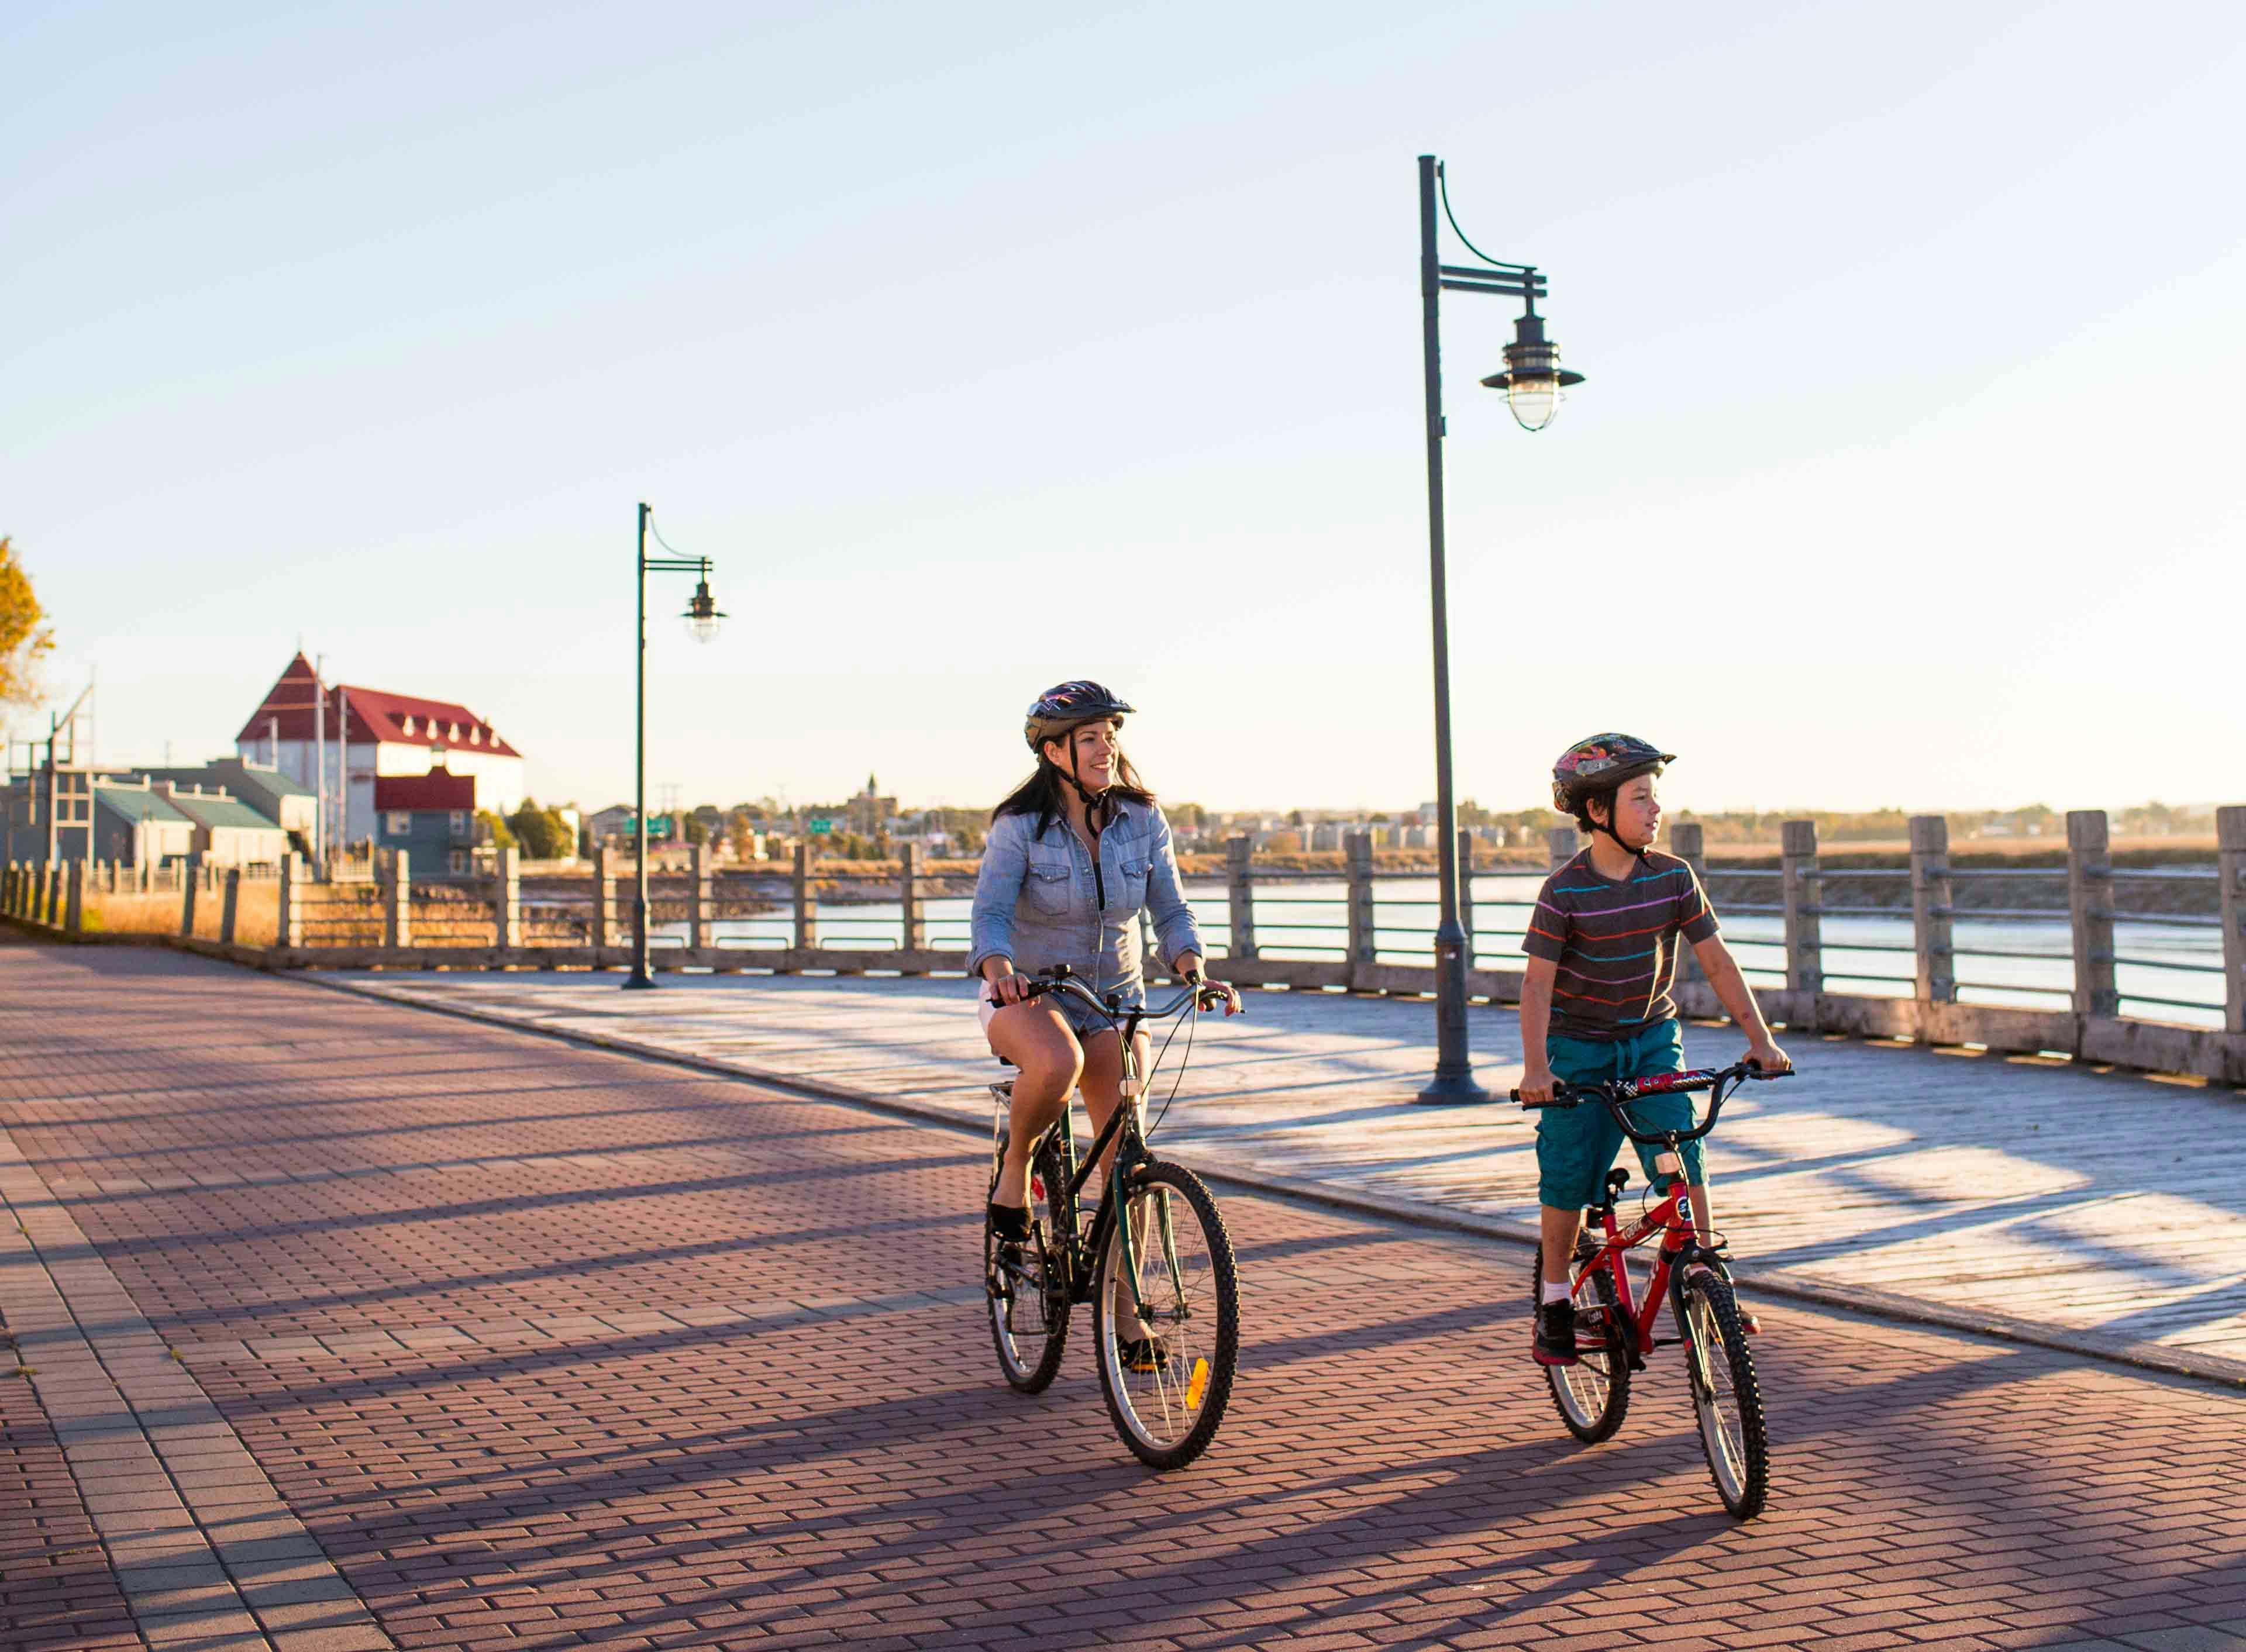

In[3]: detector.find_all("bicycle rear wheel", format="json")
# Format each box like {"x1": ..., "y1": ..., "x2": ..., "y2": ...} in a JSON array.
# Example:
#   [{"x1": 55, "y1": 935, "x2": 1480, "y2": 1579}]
[
  {"x1": 1675, "y1": 1271, "x2": 1769, "y2": 1518},
  {"x1": 1530, "y1": 1247, "x2": 1631, "y2": 1443},
  {"x1": 1092, "y1": 1161, "x2": 1239, "y2": 1470},
  {"x1": 986, "y1": 1137, "x2": 1071, "y2": 1394}
]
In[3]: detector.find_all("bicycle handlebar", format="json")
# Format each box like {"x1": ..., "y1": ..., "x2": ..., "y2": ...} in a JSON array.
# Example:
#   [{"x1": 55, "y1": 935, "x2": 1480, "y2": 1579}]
[
  {"x1": 1508, "y1": 1060, "x2": 1792, "y2": 1146},
  {"x1": 1016, "y1": 965, "x2": 1226, "y2": 1025}
]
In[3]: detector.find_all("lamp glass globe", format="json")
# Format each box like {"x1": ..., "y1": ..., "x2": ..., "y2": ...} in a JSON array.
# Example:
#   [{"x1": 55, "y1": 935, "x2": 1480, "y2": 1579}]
[{"x1": 1507, "y1": 378, "x2": 1559, "y2": 432}]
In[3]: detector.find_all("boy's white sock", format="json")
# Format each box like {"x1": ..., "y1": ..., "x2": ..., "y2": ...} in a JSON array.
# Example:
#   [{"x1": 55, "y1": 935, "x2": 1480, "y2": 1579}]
[{"x1": 1541, "y1": 1280, "x2": 1572, "y2": 1305}]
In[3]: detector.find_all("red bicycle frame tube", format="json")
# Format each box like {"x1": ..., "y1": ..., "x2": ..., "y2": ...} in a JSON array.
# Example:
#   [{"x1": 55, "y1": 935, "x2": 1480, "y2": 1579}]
[{"x1": 1577, "y1": 1182, "x2": 1697, "y2": 1360}]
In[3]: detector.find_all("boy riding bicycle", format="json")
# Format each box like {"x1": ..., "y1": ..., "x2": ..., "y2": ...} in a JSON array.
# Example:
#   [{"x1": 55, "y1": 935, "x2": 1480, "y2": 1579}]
[{"x1": 1517, "y1": 734, "x2": 1791, "y2": 1367}]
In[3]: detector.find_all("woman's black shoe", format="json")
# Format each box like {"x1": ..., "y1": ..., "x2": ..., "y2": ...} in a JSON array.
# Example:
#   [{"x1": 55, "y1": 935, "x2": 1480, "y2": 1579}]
[
  {"x1": 1115, "y1": 1335, "x2": 1170, "y2": 1373},
  {"x1": 987, "y1": 1201, "x2": 1031, "y2": 1242}
]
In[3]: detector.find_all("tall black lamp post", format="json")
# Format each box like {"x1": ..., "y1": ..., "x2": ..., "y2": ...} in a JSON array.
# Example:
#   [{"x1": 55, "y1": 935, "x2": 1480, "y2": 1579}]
[
  {"x1": 625, "y1": 501, "x2": 725, "y2": 991},
  {"x1": 1413, "y1": 153, "x2": 1586, "y2": 1103}
]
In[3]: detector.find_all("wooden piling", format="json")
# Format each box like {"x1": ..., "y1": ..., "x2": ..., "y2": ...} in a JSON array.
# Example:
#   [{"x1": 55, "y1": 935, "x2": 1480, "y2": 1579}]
[
  {"x1": 1225, "y1": 836, "x2": 1258, "y2": 961},
  {"x1": 2066, "y1": 810, "x2": 2117, "y2": 1019},
  {"x1": 1909, "y1": 815, "x2": 1956, "y2": 1008},
  {"x1": 1781, "y1": 819, "x2": 1823, "y2": 1020},
  {"x1": 2219, "y1": 806, "x2": 2245, "y2": 1039},
  {"x1": 1346, "y1": 832, "x2": 1375, "y2": 989}
]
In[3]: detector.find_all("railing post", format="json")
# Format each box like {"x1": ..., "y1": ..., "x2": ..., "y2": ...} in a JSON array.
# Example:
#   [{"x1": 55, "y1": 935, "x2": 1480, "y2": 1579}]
[
  {"x1": 1224, "y1": 836, "x2": 1258, "y2": 961},
  {"x1": 4, "y1": 863, "x2": 16, "y2": 918},
  {"x1": 219, "y1": 868, "x2": 242, "y2": 946},
  {"x1": 1781, "y1": 819, "x2": 1823, "y2": 1020},
  {"x1": 66, "y1": 863, "x2": 85, "y2": 935},
  {"x1": 1669, "y1": 822, "x2": 1708, "y2": 992},
  {"x1": 278, "y1": 853, "x2": 304, "y2": 949},
  {"x1": 1908, "y1": 815, "x2": 1956, "y2": 1009},
  {"x1": 1456, "y1": 827, "x2": 1476, "y2": 965},
  {"x1": 590, "y1": 844, "x2": 615, "y2": 951},
  {"x1": 180, "y1": 854, "x2": 201, "y2": 937},
  {"x1": 687, "y1": 840, "x2": 710, "y2": 954},
  {"x1": 1345, "y1": 832, "x2": 1375, "y2": 989},
  {"x1": 2067, "y1": 809, "x2": 2117, "y2": 1019},
  {"x1": 2219, "y1": 806, "x2": 2245, "y2": 1039},
  {"x1": 1547, "y1": 826, "x2": 1577, "y2": 873},
  {"x1": 898, "y1": 842, "x2": 924, "y2": 958},
  {"x1": 494, "y1": 845, "x2": 521, "y2": 950},
  {"x1": 384, "y1": 849, "x2": 412, "y2": 949},
  {"x1": 794, "y1": 840, "x2": 817, "y2": 950}
]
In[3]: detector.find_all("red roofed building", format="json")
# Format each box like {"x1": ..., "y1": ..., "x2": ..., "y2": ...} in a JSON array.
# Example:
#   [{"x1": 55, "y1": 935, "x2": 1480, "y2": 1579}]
[{"x1": 237, "y1": 655, "x2": 526, "y2": 850}]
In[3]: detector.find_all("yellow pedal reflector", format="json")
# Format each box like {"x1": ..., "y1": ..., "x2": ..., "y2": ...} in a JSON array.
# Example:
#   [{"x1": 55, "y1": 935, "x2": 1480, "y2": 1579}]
[{"x1": 1184, "y1": 1357, "x2": 1210, "y2": 1410}]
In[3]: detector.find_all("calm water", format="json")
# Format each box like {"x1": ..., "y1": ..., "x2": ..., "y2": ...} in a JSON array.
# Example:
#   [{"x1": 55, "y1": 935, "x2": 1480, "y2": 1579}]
[{"x1": 658, "y1": 873, "x2": 2226, "y2": 1029}]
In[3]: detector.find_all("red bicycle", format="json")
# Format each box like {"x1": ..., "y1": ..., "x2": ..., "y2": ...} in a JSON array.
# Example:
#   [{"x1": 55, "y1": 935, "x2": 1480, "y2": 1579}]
[{"x1": 1511, "y1": 1061, "x2": 1792, "y2": 1519}]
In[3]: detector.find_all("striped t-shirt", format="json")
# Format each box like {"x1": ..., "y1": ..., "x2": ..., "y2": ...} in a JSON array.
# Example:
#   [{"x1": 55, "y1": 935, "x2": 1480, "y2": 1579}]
[{"x1": 1524, "y1": 849, "x2": 1721, "y2": 1042}]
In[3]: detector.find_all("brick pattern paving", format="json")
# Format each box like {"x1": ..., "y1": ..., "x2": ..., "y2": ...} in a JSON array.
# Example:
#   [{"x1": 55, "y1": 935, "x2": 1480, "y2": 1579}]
[
  {"x1": 4, "y1": 946, "x2": 2246, "y2": 1651},
  {"x1": 343, "y1": 970, "x2": 2246, "y2": 1371},
  {"x1": 0, "y1": 1364, "x2": 142, "y2": 1651}
]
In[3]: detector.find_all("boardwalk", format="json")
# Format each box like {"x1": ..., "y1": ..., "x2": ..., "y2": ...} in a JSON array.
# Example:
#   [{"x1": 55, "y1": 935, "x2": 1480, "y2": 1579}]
[
  {"x1": 2, "y1": 945, "x2": 2246, "y2": 1652},
  {"x1": 336, "y1": 968, "x2": 2246, "y2": 1377}
]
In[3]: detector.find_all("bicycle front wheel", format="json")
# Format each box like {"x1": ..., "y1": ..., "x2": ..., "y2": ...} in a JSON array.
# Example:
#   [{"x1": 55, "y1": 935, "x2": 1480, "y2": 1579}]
[
  {"x1": 1091, "y1": 1161, "x2": 1239, "y2": 1470},
  {"x1": 986, "y1": 1137, "x2": 1071, "y2": 1394},
  {"x1": 1675, "y1": 1271, "x2": 1769, "y2": 1519}
]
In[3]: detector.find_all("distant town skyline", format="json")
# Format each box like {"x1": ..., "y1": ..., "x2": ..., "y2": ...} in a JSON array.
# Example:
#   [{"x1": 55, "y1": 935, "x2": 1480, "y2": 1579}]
[{"x1": 9, "y1": 4, "x2": 2243, "y2": 815}]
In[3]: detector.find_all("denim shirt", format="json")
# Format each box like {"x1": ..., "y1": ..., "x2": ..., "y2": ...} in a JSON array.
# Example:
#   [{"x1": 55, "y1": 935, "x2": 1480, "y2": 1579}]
[{"x1": 967, "y1": 799, "x2": 1203, "y2": 1006}]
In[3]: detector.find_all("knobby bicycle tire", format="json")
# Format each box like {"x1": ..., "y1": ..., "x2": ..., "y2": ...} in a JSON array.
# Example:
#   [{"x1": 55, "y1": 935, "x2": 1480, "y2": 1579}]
[
  {"x1": 1531, "y1": 1248, "x2": 1631, "y2": 1443},
  {"x1": 1675, "y1": 1272, "x2": 1769, "y2": 1519},
  {"x1": 1091, "y1": 1161, "x2": 1239, "y2": 1470},
  {"x1": 986, "y1": 1137, "x2": 1071, "y2": 1394}
]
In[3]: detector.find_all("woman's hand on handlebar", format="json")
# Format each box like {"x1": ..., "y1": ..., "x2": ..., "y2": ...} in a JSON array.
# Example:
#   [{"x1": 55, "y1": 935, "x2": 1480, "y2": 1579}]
[
  {"x1": 981, "y1": 962, "x2": 1037, "y2": 1008},
  {"x1": 1515, "y1": 1063, "x2": 1558, "y2": 1106},
  {"x1": 1177, "y1": 954, "x2": 1242, "y2": 1016}
]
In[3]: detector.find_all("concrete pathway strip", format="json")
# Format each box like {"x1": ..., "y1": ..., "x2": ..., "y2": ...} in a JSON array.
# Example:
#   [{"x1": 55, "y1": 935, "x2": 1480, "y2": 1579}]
[{"x1": 0, "y1": 1127, "x2": 394, "y2": 1652}]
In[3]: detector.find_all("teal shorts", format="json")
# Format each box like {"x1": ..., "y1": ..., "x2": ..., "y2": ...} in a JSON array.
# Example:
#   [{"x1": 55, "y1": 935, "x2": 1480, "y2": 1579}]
[{"x1": 1535, "y1": 1019, "x2": 1706, "y2": 1212}]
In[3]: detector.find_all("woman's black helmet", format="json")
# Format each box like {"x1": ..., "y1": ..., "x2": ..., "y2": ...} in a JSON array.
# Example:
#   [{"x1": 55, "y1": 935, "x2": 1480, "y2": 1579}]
[{"x1": 1024, "y1": 680, "x2": 1134, "y2": 754}]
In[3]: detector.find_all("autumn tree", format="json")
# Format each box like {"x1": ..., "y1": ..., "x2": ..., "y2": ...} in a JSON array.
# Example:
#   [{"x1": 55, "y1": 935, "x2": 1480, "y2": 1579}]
[{"x1": 0, "y1": 538, "x2": 54, "y2": 727}]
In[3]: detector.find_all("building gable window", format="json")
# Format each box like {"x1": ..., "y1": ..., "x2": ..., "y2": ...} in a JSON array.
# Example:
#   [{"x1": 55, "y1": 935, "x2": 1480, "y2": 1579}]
[{"x1": 385, "y1": 811, "x2": 411, "y2": 837}]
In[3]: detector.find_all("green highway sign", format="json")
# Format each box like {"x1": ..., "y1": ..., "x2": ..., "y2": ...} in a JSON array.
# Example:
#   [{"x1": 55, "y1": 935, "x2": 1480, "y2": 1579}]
[{"x1": 808, "y1": 816, "x2": 836, "y2": 836}]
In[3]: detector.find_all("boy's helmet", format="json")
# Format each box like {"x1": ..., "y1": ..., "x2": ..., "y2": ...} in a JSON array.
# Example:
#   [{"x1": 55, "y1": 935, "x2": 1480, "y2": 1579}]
[
  {"x1": 1551, "y1": 733, "x2": 1675, "y2": 813},
  {"x1": 1025, "y1": 680, "x2": 1134, "y2": 754}
]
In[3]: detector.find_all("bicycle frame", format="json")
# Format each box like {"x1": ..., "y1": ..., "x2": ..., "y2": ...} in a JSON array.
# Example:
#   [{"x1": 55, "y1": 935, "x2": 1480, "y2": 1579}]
[
  {"x1": 1023, "y1": 991, "x2": 1183, "y2": 1326},
  {"x1": 1576, "y1": 1169, "x2": 1713, "y2": 1366},
  {"x1": 1518, "y1": 1061, "x2": 1789, "y2": 1367}
]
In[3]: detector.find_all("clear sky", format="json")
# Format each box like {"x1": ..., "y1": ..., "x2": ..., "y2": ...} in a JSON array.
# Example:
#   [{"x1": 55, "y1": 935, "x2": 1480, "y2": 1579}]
[{"x1": 7, "y1": 1, "x2": 2243, "y2": 818}]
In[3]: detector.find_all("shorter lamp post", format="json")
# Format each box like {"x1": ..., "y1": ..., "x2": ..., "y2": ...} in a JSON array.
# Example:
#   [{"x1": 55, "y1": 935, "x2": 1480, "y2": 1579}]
[
  {"x1": 625, "y1": 501, "x2": 725, "y2": 990},
  {"x1": 1413, "y1": 152, "x2": 1586, "y2": 1103}
]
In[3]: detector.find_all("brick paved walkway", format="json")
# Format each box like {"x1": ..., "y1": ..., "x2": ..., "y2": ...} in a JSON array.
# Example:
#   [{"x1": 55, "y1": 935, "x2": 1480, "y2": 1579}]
[
  {"x1": 339, "y1": 970, "x2": 2246, "y2": 1378},
  {"x1": 4, "y1": 944, "x2": 2246, "y2": 1651}
]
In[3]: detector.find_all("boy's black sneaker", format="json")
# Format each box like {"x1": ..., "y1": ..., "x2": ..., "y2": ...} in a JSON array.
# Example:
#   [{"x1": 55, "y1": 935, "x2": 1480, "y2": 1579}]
[{"x1": 1534, "y1": 1299, "x2": 1579, "y2": 1367}]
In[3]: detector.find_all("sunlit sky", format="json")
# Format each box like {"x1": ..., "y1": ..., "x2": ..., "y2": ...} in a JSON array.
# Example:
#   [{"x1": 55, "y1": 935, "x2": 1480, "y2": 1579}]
[{"x1": 6, "y1": 1, "x2": 2243, "y2": 816}]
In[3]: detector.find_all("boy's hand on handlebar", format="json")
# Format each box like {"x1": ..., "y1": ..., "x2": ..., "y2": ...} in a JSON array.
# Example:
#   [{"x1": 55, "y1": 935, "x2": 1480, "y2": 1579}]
[
  {"x1": 984, "y1": 968, "x2": 1036, "y2": 1008},
  {"x1": 1516, "y1": 1064, "x2": 1558, "y2": 1106},
  {"x1": 1745, "y1": 1037, "x2": 1792, "y2": 1075}
]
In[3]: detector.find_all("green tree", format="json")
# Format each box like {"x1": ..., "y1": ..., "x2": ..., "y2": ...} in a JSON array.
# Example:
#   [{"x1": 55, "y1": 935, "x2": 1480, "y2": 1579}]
[
  {"x1": 0, "y1": 537, "x2": 54, "y2": 726},
  {"x1": 477, "y1": 809, "x2": 518, "y2": 850},
  {"x1": 505, "y1": 798, "x2": 574, "y2": 860}
]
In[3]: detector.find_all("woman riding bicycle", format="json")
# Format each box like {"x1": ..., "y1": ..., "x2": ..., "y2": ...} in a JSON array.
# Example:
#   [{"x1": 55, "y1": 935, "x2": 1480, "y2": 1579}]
[{"x1": 970, "y1": 681, "x2": 1239, "y2": 1254}]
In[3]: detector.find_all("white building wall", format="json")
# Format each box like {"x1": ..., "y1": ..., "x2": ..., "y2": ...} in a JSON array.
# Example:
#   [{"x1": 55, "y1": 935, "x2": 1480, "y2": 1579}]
[{"x1": 243, "y1": 737, "x2": 525, "y2": 847}]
